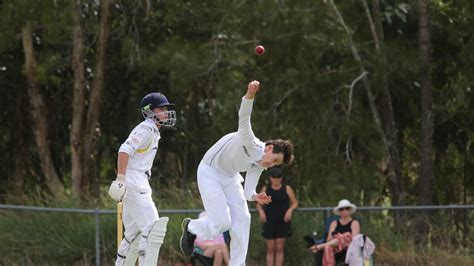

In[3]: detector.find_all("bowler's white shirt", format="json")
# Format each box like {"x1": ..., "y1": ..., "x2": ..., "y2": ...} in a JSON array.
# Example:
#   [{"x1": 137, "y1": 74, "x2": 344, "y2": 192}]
[
  {"x1": 119, "y1": 119, "x2": 161, "y2": 190},
  {"x1": 202, "y1": 97, "x2": 265, "y2": 201}
]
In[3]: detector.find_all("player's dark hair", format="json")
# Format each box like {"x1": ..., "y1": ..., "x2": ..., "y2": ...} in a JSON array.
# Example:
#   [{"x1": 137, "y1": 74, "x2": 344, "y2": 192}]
[{"x1": 265, "y1": 139, "x2": 294, "y2": 165}]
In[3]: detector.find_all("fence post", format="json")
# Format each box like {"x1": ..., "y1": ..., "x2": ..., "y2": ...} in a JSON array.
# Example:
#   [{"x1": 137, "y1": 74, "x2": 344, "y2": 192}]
[{"x1": 95, "y1": 208, "x2": 101, "y2": 266}]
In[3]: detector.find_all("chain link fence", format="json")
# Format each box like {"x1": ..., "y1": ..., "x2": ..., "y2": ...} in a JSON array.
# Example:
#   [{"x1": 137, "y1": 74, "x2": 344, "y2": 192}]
[{"x1": 1, "y1": 204, "x2": 473, "y2": 265}]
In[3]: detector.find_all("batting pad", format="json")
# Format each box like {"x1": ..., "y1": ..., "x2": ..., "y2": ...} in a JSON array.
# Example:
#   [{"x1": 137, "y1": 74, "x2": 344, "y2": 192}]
[
  {"x1": 143, "y1": 217, "x2": 169, "y2": 266},
  {"x1": 123, "y1": 232, "x2": 142, "y2": 266}
]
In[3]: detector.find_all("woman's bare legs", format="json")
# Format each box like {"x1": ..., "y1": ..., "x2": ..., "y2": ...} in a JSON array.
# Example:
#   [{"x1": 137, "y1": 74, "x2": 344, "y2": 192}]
[
  {"x1": 265, "y1": 239, "x2": 276, "y2": 266},
  {"x1": 213, "y1": 249, "x2": 223, "y2": 266},
  {"x1": 203, "y1": 243, "x2": 229, "y2": 266},
  {"x1": 275, "y1": 238, "x2": 286, "y2": 266},
  {"x1": 220, "y1": 243, "x2": 229, "y2": 265}
]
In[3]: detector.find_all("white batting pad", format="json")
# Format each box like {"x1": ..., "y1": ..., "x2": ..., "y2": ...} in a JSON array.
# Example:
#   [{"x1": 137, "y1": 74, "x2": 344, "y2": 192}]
[
  {"x1": 143, "y1": 217, "x2": 169, "y2": 266},
  {"x1": 122, "y1": 232, "x2": 141, "y2": 266}
]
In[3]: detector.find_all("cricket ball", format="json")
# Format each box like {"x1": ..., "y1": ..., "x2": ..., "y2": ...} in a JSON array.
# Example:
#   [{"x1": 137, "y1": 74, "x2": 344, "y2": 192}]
[{"x1": 255, "y1": 45, "x2": 265, "y2": 56}]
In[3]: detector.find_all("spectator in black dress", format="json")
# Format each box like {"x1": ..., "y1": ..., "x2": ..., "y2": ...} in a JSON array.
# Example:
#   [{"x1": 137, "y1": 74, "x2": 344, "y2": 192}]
[{"x1": 256, "y1": 167, "x2": 298, "y2": 266}]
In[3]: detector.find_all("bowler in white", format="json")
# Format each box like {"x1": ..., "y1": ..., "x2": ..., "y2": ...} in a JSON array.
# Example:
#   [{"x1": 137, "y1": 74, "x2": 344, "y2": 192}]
[{"x1": 179, "y1": 80, "x2": 295, "y2": 266}]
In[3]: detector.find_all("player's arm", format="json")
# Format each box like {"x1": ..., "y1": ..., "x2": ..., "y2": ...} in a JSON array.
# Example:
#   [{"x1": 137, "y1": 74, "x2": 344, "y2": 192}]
[
  {"x1": 243, "y1": 167, "x2": 263, "y2": 201},
  {"x1": 255, "y1": 186, "x2": 267, "y2": 211},
  {"x1": 116, "y1": 152, "x2": 129, "y2": 178},
  {"x1": 244, "y1": 80, "x2": 260, "y2": 100},
  {"x1": 244, "y1": 167, "x2": 271, "y2": 205},
  {"x1": 256, "y1": 186, "x2": 267, "y2": 223},
  {"x1": 116, "y1": 126, "x2": 150, "y2": 178},
  {"x1": 109, "y1": 126, "x2": 149, "y2": 201},
  {"x1": 237, "y1": 80, "x2": 260, "y2": 142}
]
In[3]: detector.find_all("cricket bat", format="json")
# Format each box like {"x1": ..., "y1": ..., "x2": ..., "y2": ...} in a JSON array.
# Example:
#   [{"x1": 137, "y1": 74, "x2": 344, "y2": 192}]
[{"x1": 117, "y1": 201, "x2": 123, "y2": 248}]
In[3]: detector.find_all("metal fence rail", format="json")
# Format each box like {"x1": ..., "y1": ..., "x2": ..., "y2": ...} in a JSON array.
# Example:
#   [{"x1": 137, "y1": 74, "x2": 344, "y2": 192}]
[{"x1": 1, "y1": 204, "x2": 473, "y2": 265}]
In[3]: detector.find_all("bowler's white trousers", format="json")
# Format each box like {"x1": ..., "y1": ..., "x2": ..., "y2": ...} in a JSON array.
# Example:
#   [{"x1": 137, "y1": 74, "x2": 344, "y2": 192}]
[
  {"x1": 116, "y1": 173, "x2": 159, "y2": 266},
  {"x1": 188, "y1": 162, "x2": 251, "y2": 266}
]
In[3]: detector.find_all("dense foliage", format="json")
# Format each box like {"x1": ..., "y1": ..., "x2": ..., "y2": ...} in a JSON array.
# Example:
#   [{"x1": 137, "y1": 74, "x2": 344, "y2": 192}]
[
  {"x1": 0, "y1": 0, "x2": 473, "y2": 263},
  {"x1": 1, "y1": 0, "x2": 472, "y2": 205}
]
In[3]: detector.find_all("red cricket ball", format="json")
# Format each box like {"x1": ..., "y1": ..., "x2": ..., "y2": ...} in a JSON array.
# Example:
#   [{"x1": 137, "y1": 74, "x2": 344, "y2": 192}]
[{"x1": 255, "y1": 45, "x2": 265, "y2": 56}]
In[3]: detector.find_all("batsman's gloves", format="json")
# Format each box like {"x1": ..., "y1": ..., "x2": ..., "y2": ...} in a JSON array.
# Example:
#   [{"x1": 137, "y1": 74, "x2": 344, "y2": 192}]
[{"x1": 108, "y1": 174, "x2": 127, "y2": 201}]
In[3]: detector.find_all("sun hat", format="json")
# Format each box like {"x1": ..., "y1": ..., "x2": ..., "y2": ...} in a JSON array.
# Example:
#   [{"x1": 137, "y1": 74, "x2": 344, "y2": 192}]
[{"x1": 333, "y1": 199, "x2": 357, "y2": 215}]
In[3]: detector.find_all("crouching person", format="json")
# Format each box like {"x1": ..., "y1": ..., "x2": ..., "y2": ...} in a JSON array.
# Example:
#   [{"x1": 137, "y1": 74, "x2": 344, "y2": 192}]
[{"x1": 108, "y1": 92, "x2": 177, "y2": 265}]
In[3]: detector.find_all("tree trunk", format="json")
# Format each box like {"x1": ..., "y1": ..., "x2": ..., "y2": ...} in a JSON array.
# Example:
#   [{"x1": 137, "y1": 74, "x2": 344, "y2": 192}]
[
  {"x1": 82, "y1": 0, "x2": 113, "y2": 192},
  {"x1": 364, "y1": 0, "x2": 407, "y2": 205},
  {"x1": 71, "y1": 0, "x2": 86, "y2": 196},
  {"x1": 414, "y1": 0, "x2": 434, "y2": 244},
  {"x1": 22, "y1": 24, "x2": 65, "y2": 198},
  {"x1": 12, "y1": 85, "x2": 28, "y2": 195},
  {"x1": 329, "y1": 0, "x2": 406, "y2": 205},
  {"x1": 418, "y1": 0, "x2": 434, "y2": 206}
]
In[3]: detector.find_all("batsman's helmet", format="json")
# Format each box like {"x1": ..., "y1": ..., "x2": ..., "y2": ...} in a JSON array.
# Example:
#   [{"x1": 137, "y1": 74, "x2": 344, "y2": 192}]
[
  {"x1": 140, "y1": 92, "x2": 174, "y2": 109},
  {"x1": 140, "y1": 92, "x2": 176, "y2": 127}
]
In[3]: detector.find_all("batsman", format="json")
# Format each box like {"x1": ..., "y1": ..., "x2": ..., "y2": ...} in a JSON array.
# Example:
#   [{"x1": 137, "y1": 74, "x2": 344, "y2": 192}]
[{"x1": 108, "y1": 92, "x2": 176, "y2": 266}]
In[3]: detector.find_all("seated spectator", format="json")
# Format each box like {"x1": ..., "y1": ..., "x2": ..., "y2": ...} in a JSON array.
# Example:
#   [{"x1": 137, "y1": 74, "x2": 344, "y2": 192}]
[
  {"x1": 256, "y1": 167, "x2": 299, "y2": 266},
  {"x1": 309, "y1": 199, "x2": 360, "y2": 266},
  {"x1": 194, "y1": 212, "x2": 229, "y2": 266}
]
